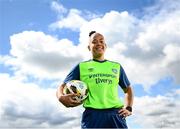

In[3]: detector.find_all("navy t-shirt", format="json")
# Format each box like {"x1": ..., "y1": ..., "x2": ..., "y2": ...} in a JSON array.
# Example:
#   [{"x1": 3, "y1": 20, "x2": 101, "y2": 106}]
[{"x1": 64, "y1": 60, "x2": 130, "y2": 90}]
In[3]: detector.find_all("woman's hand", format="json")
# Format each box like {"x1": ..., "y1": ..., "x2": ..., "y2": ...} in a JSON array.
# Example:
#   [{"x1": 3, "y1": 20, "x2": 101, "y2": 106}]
[
  {"x1": 58, "y1": 93, "x2": 82, "y2": 107},
  {"x1": 118, "y1": 108, "x2": 132, "y2": 118}
]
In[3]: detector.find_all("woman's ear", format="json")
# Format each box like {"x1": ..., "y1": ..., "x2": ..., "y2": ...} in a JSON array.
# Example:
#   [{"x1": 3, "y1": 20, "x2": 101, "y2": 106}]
[
  {"x1": 105, "y1": 43, "x2": 107, "y2": 49},
  {"x1": 88, "y1": 45, "x2": 91, "y2": 51}
]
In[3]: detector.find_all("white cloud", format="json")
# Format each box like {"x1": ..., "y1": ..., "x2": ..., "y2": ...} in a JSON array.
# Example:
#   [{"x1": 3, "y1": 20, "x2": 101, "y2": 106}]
[
  {"x1": 163, "y1": 44, "x2": 180, "y2": 64},
  {"x1": 50, "y1": 9, "x2": 88, "y2": 31},
  {"x1": 51, "y1": 1, "x2": 67, "y2": 14},
  {"x1": 49, "y1": 1, "x2": 101, "y2": 32},
  {"x1": 2, "y1": 31, "x2": 83, "y2": 80},
  {"x1": 133, "y1": 90, "x2": 180, "y2": 128},
  {"x1": 0, "y1": 73, "x2": 83, "y2": 128},
  {"x1": 79, "y1": 11, "x2": 138, "y2": 46}
]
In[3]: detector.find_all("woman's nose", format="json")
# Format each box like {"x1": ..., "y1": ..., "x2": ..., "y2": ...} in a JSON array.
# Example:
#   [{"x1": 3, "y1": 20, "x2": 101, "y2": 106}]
[{"x1": 96, "y1": 41, "x2": 101, "y2": 45}]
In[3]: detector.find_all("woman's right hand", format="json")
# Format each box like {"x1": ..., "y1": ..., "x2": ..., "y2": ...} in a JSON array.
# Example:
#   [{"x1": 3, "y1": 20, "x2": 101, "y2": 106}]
[{"x1": 58, "y1": 93, "x2": 82, "y2": 107}]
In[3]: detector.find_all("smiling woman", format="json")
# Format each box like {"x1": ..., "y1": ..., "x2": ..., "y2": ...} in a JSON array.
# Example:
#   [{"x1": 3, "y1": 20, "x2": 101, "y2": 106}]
[
  {"x1": 88, "y1": 31, "x2": 107, "y2": 60},
  {"x1": 56, "y1": 31, "x2": 134, "y2": 128}
]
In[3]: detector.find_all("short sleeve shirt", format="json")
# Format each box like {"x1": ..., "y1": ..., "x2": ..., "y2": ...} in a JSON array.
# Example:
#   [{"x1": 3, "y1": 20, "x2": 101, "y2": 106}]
[{"x1": 64, "y1": 59, "x2": 130, "y2": 90}]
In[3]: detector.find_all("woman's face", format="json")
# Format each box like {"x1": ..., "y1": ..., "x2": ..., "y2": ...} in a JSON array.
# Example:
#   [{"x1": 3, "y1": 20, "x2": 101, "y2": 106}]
[{"x1": 88, "y1": 33, "x2": 107, "y2": 58}]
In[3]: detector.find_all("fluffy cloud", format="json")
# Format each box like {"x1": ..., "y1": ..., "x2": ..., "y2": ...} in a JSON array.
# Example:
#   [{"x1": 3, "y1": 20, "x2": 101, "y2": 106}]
[
  {"x1": 129, "y1": 0, "x2": 180, "y2": 87},
  {"x1": 133, "y1": 90, "x2": 180, "y2": 128},
  {"x1": 51, "y1": 1, "x2": 67, "y2": 14},
  {"x1": 79, "y1": 10, "x2": 138, "y2": 48},
  {"x1": 50, "y1": 9, "x2": 88, "y2": 31},
  {"x1": 2, "y1": 31, "x2": 83, "y2": 80},
  {"x1": 162, "y1": 44, "x2": 180, "y2": 84},
  {"x1": 49, "y1": 1, "x2": 101, "y2": 31},
  {"x1": 0, "y1": 73, "x2": 83, "y2": 128}
]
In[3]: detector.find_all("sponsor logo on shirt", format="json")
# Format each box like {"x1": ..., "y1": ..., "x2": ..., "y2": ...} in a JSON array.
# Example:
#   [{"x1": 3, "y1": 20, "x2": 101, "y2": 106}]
[{"x1": 112, "y1": 68, "x2": 118, "y2": 74}]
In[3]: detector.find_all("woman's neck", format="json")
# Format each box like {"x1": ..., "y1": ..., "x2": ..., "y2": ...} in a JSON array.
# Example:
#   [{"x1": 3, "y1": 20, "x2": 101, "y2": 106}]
[{"x1": 93, "y1": 55, "x2": 105, "y2": 61}]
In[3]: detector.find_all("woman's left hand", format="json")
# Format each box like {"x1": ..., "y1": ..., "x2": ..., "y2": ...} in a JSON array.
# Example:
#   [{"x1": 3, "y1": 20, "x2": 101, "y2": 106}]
[{"x1": 118, "y1": 108, "x2": 132, "y2": 118}]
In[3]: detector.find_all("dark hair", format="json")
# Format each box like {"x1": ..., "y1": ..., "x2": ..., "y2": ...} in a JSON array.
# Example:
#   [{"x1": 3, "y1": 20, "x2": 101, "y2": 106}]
[{"x1": 89, "y1": 31, "x2": 96, "y2": 37}]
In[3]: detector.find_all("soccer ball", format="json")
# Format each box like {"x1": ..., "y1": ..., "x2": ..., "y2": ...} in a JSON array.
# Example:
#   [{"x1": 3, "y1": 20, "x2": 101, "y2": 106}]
[{"x1": 63, "y1": 80, "x2": 88, "y2": 102}]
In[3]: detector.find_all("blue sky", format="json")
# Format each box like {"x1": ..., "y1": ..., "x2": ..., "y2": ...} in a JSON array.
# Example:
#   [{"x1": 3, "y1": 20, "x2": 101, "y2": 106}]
[
  {"x1": 0, "y1": 0, "x2": 156, "y2": 55},
  {"x1": 0, "y1": 0, "x2": 180, "y2": 128}
]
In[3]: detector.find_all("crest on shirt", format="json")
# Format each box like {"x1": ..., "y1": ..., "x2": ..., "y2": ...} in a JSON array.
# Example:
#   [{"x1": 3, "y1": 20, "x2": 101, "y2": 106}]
[
  {"x1": 88, "y1": 67, "x2": 94, "y2": 72},
  {"x1": 112, "y1": 68, "x2": 118, "y2": 74}
]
